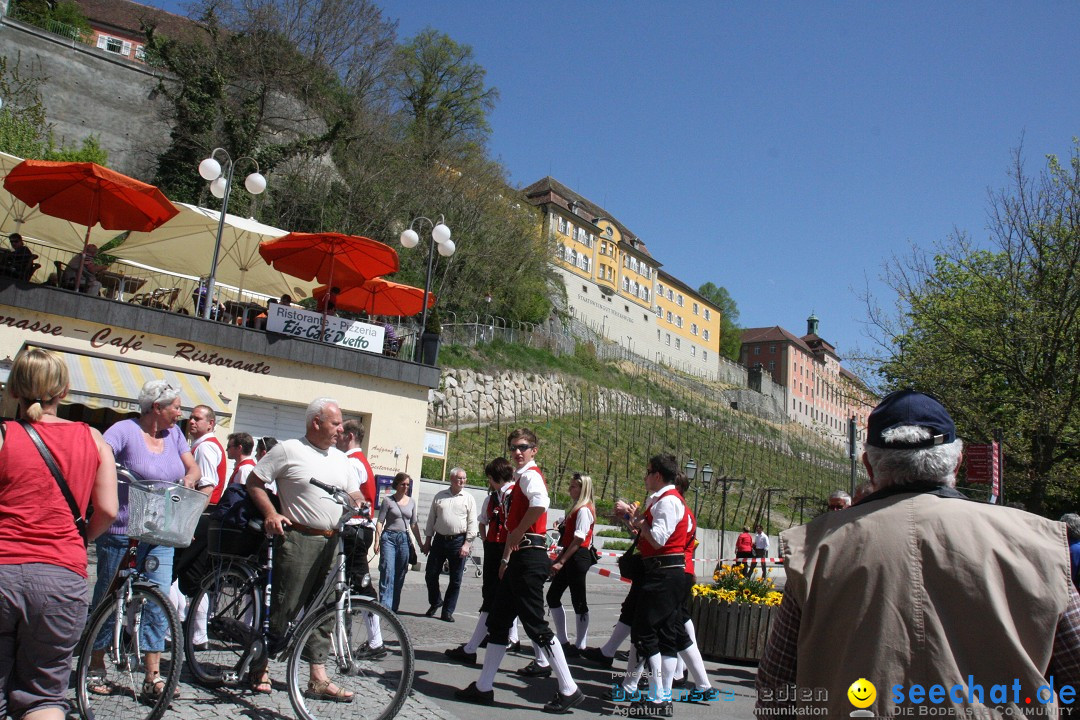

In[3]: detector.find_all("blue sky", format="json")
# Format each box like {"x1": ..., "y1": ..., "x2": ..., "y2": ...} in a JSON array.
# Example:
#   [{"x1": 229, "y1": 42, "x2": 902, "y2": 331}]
[{"x1": 152, "y1": 0, "x2": 1080, "y2": 367}]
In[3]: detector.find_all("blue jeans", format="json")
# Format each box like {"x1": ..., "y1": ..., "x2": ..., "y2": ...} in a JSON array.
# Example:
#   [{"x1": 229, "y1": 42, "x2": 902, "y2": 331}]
[
  {"x1": 91, "y1": 534, "x2": 174, "y2": 652},
  {"x1": 425, "y1": 534, "x2": 466, "y2": 615},
  {"x1": 378, "y1": 531, "x2": 410, "y2": 612}
]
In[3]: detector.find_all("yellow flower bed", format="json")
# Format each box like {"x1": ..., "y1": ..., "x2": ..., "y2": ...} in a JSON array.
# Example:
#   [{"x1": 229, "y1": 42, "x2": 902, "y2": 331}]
[{"x1": 691, "y1": 563, "x2": 784, "y2": 607}]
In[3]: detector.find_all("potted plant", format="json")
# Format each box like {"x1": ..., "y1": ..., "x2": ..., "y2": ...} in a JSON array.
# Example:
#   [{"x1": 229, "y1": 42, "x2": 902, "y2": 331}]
[
  {"x1": 420, "y1": 309, "x2": 442, "y2": 365},
  {"x1": 689, "y1": 563, "x2": 782, "y2": 662}
]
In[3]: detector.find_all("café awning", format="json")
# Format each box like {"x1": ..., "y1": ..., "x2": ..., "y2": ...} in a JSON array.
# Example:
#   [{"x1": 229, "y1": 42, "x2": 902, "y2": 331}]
[{"x1": 38, "y1": 348, "x2": 231, "y2": 420}]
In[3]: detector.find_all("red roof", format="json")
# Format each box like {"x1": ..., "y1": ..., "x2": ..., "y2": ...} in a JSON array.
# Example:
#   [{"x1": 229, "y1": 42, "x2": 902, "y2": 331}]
[
  {"x1": 741, "y1": 325, "x2": 816, "y2": 355},
  {"x1": 73, "y1": 0, "x2": 201, "y2": 41}
]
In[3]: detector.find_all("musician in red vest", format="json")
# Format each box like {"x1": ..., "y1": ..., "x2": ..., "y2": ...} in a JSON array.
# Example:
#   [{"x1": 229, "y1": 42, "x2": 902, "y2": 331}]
[
  {"x1": 188, "y1": 405, "x2": 227, "y2": 504},
  {"x1": 455, "y1": 428, "x2": 584, "y2": 714},
  {"x1": 336, "y1": 420, "x2": 377, "y2": 595},
  {"x1": 226, "y1": 432, "x2": 256, "y2": 485},
  {"x1": 626, "y1": 454, "x2": 694, "y2": 715}
]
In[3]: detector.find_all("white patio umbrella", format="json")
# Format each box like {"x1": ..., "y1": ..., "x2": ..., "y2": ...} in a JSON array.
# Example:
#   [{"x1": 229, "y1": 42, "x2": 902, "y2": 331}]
[
  {"x1": 117, "y1": 202, "x2": 314, "y2": 301},
  {"x1": 0, "y1": 151, "x2": 119, "y2": 251}
]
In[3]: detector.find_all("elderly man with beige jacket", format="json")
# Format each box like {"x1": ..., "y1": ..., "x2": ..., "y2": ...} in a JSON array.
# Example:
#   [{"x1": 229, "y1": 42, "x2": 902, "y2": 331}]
[{"x1": 756, "y1": 390, "x2": 1080, "y2": 718}]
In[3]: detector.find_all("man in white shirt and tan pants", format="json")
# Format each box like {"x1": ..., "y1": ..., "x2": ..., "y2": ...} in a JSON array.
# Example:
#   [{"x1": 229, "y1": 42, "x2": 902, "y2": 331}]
[{"x1": 422, "y1": 467, "x2": 478, "y2": 622}]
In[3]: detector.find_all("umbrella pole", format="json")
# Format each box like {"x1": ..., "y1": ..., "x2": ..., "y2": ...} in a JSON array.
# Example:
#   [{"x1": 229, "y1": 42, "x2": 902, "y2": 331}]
[
  {"x1": 320, "y1": 253, "x2": 334, "y2": 342},
  {"x1": 74, "y1": 224, "x2": 91, "y2": 294}
]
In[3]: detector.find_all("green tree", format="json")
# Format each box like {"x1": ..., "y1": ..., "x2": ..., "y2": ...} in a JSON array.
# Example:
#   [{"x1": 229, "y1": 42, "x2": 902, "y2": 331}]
[
  {"x1": 393, "y1": 28, "x2": 499, "y2": 161},
  {"x1": 698, "y1": 282, "x2": 742, "y2": 360},
  {"x1": 865, "y1": 143, "x2": 1080, "y2": 515}
]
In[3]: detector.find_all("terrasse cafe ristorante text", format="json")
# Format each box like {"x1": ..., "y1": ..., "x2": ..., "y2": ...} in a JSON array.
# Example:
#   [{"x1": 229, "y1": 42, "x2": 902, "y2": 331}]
[{"x1": 266, "y1": 302, "x2": 385, "y2": 353}]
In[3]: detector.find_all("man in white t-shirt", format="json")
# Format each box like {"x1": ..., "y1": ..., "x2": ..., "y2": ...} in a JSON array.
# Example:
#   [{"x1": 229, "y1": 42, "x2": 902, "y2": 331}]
[
  {"x1": 248, "y1": 398, "x2": 361, "y2": 699},
  {"x1": 750, "y1": 524, "x2": 770, "y2": 579}
]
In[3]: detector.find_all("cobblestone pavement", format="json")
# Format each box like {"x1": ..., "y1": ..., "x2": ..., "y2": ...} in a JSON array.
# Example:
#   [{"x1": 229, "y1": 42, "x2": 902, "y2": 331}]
[{"x1": 81, "y1": 554, "x2": 760, "y2": 720}]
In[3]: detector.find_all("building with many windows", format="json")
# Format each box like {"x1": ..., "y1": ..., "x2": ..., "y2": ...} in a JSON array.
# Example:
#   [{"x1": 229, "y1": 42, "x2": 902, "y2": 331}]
[
  {"x1": 740, "y1": 315, "x2": 875, "y2": 444},
  {"x1": 523, "y1": 177, "x2": 722, "y2": 376}
]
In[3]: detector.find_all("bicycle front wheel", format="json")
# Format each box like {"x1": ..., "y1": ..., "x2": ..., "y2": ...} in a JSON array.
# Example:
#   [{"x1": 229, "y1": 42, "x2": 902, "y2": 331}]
[
  {"x1": 185, "y1": 563, "x2": 261, "y2": 687},
  {"x1": 286, "y1": 597, "x2": 414, "y2": 720},
  {"x1": 74, "y1": 583, "x2": 182, "y2": 720}
]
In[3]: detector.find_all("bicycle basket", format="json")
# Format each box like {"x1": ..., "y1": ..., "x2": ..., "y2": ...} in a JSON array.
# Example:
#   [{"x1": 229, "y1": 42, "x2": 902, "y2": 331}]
[
  {"x1": 127, "y1": 480, "x2": 209, "y2": 548},
  {"x1": 207, "y1": 520, "x2": 263, "y2": 559}
]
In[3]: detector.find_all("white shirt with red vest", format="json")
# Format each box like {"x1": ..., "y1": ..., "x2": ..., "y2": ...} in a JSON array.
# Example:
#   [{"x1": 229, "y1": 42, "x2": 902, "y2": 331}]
[
  {"x1": 191, "y1": 433, "x2": 227, "y2": 504},
  {"x1": 480, "y1": 482, "x2": 515, "y2": 543},
  {"x1": 507, "y1": 460, "x2": 548, "y2": 536},
  {"x1": 640, "y1": 484, "x2": 690, "y2": 557},
  {"x1": 560, "y1": 505, "x2": 595, "y2": 548},
  {"x1": 345, "y1": 448, "x2": 376, "y2": 509},
  {"x1": 229, "y1": 456, "x2": 257, "y2": 486}
]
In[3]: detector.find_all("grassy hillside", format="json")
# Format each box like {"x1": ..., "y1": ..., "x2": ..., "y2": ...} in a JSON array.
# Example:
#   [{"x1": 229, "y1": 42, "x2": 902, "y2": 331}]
[{"x1": 425, "y1": 341, "x2": 868, "y2": 532}]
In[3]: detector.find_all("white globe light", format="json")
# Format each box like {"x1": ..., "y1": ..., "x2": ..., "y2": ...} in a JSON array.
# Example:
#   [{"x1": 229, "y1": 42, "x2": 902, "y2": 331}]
[
  {"x1": 210, "y1": 177, "x2": 227, "y2": 199},
  {"x1": 199, "y1": 157, "x2": 221, "y2": 181},
  {"x1": 432, "y1": 222, "x2": 451, "y2": 244},
  {"x1": 437, "y1": 238, "x2": 455, "y2": 257},
  {"x1": 244, "y1": 172, "x2": 267, "y2": 195},
  {"x1": 400, "y1": 228, "x2": 419, "y2": 248}
]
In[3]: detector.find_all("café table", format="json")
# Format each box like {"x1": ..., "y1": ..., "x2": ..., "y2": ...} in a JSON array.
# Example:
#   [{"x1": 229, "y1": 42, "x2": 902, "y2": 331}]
[{"x1": 99, "y1": 270, "x2": 147, "y2": 301}]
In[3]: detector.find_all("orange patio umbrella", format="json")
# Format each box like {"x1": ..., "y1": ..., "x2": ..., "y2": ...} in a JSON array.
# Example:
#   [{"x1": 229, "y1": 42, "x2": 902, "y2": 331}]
[
  {"x1": 312, "y1": 278, "x2": 435, "y2": 317},
  {"x1": 258, "y1": 232, "x2": 399, "y2": 291},
  {"x1": 3, "y1": 159, "x2": 178, "y2": 285}
]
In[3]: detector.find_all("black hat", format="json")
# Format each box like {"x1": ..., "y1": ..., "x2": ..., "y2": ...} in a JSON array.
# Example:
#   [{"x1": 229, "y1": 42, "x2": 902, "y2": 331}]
[{"x1": 866, "y1": 390, "x2": 956, "y2": 449}]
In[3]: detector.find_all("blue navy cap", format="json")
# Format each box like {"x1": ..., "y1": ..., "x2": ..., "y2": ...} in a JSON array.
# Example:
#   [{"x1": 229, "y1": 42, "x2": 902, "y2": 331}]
[{"x1": 866, "y1": 390, "x2": 956, "y2": 449}]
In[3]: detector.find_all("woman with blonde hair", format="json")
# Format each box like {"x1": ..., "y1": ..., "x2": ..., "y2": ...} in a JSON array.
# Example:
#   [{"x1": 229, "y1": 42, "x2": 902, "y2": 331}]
[
  {"x1": 545, "y1": 472, "x2": 596, "y2": 659},
  {"x1": 0, "y1": 348, "x2": 118, "y2": 720}
]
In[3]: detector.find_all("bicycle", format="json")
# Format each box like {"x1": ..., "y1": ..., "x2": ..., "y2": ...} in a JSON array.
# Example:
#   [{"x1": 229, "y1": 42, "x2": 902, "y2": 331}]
[
  {"x1": 73, "y1": 469, "x2": 206, "y2": 720},
  {"x1": 185, "y1": 478, "x2": 414, "y2": 720}
]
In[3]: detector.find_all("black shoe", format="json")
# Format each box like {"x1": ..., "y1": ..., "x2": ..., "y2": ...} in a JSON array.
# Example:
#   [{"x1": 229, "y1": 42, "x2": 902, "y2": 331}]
[
  {"x1": 425, "y1": 603, "x2": 442, "y2": 617},
  {"x1": 455, "y1": 681, "x2": 494, "y2": 706},
  {"x1": 441, "y1": 612, "x2": 455, "y2": 623},
  {"x1": 671, "y1": 676, "x2": 688, "y2": 689},
  {"x1": 193, "y1": 642, "x2": 209, "y2": 652},
  {"x1": 354, "y1": 643, "x2": 387, "y2": 660},
  {"x1": 444, "y1": 645, "x2": 478, "y2": 664},
  {"x1": 543, "y1": 688, "x2": 585, "y2": 714},
  {"x1": 561, "y1": 642, "x2": 580, "y2": 658},
  {"x1": 516, "y1": 660, "x2": 552, "y2": 678},
  {"x1": 579, "y1": 647, "x2": 614, "y2": 668},
  {"x1": 508, "y1": 640, "x2": 522, "y2": 653}
]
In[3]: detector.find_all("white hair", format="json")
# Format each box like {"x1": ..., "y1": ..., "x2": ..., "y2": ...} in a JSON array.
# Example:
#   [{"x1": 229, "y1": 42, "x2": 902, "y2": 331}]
[
  {"x1": 829, "y1": 490, "x2": 851, "y2": 505},
  {"x1": 449, "y1": 467, "x2": 466, "y2": 481},
  {"x1": 865, "y1": 425, "x2": 964, "y2": 489},
  {"x1": 306, "y1": 397, "x2": 338, "y2": 426},
  {"x1": 139, "y1": 380, "x2": 181, "y2": 414}
]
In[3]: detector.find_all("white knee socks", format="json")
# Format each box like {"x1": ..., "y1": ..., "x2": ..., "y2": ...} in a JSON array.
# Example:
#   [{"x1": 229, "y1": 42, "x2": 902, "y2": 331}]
[
  {"x1": 550, "y1": 605, "x2": 568, "y2": 644},
  {"x1": 679, "y1": 619, "x2": 710, "y2": 689},
  {"x1": 543, "y1": 639, "x2": 579, "y2": 697},
  {"x1": 477, "y1": 644, "x2": 507, "y2": 692},
  {"x1": 602, "y1": 621, "x2": 631, "y2": 657},
  {"x1": 574, "y1": 612, "x2": 589, "y2": 649},
  {"x1": 464, "y1": 611, "x2": 488, "y2": 653},
  {"x1": 533, "y1": 640, "x2": 550, "y2": 667}
]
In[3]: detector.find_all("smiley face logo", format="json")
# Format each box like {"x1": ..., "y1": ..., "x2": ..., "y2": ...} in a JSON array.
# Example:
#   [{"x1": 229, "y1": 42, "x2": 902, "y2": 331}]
[{"x1": 847, "y1": 678, "x2": 876, "y2": 709}]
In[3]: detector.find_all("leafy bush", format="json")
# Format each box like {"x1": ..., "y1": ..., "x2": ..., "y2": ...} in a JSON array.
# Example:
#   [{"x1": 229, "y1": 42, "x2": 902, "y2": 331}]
[
  {"x1": 596, "y1": 528, "x2": 631, "y2": 538},
  {"x1": 599, "y1": 539, "x2": 631, "y2": 551}
]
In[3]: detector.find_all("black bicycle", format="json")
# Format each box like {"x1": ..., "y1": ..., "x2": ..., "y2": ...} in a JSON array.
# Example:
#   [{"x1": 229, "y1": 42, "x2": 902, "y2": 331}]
[{"x1": 185, "y1": 478, "x2": 414, "y2": 720}]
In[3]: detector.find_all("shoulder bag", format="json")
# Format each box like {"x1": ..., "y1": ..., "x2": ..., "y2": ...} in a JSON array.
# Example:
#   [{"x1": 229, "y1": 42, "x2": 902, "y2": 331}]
[{"x1": 5, "y1": 420, "x2": 92, "y2": 546}]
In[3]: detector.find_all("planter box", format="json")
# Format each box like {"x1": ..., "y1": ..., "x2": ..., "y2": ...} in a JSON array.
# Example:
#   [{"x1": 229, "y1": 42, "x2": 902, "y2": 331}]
[{"x1": 689, "y1": 596, "x2": 776, "y2": 662}]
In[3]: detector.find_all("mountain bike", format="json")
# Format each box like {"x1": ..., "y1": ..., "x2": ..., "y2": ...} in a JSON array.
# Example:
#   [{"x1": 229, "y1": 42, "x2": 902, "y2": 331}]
[{"x1": 185, "y1": 478, "x2": 414, "y2": 720}]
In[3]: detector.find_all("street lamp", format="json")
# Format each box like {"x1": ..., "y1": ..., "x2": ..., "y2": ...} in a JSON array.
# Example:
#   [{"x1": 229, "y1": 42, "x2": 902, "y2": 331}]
[
  {"x1": 400, "y1": 215, "x2": 454, "y2": 361},
  {"x1": 716, "y1": 474, "x2": 744, "y2": 565},
  {"x1": 197, "y1": 148, "x2": 266, "y2": 320}
]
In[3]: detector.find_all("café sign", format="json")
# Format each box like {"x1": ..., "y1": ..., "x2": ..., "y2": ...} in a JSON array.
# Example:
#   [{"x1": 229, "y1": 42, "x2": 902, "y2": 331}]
[{"x1": 266, "y1": 302, "x2": 385, "y2": 353}]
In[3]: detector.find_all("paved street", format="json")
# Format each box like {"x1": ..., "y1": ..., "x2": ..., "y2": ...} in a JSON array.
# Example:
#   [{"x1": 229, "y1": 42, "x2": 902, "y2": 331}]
[{"x1": 84, "y1": 555, "x2": 761, "y2": 720}]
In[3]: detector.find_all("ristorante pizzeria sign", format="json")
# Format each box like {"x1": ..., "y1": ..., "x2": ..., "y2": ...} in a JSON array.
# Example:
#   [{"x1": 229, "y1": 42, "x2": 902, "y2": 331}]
[{"x1": 265, "y1": 302, "x2": 384, "y2": 353}]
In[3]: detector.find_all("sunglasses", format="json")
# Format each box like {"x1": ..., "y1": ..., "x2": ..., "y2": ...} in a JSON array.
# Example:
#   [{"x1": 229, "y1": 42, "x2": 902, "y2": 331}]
[{"x1": 508, "y1": 443, "x2": 534, "y2": 452}]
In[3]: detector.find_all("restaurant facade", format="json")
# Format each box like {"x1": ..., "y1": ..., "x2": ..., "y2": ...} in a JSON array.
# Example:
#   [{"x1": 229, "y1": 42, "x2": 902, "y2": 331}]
[{"x1": 0, "y1": 279, "x2": 440, "y2": 480}]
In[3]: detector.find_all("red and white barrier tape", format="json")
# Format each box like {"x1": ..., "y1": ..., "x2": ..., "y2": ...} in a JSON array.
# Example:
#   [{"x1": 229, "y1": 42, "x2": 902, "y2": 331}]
[
  {"x1": 592, "y1": 548, "x2": 785, "y2": 565},
  {"x1": 589, "y1": 565, "x2": 632, "y2": 584}
]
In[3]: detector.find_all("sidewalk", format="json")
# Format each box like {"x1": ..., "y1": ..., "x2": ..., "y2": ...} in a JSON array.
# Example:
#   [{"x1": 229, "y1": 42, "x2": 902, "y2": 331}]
[{"x1": 97, "y1": 555, "x2": 762, "y2": 720}]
